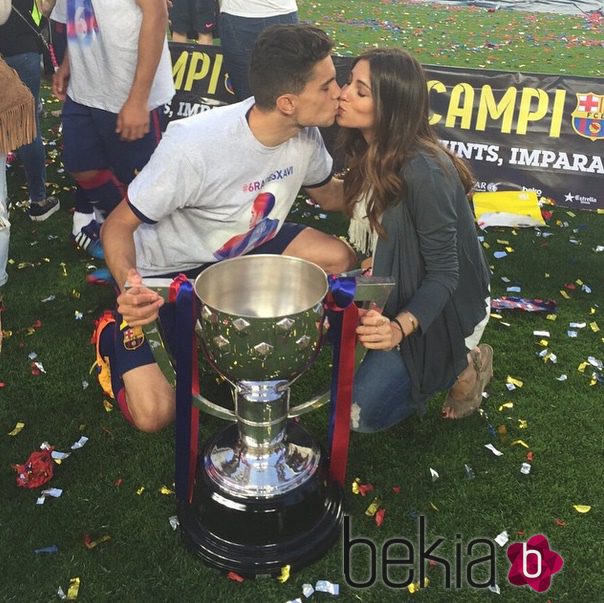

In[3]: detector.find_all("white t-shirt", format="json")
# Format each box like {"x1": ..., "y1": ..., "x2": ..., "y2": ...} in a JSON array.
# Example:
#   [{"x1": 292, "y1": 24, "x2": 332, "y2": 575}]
[
  {"x1": 220, "y1": 0, "x2": 297, "y2": 18},
  {"x1": 50, "y1": 0, "x2": 67, "y2": 23},
  {"x1": 54, "y1": 0, "x2": 174, "y2": 113},
  {"x1": 128, "y1": 98, "x2": 332, "y2": 276}
]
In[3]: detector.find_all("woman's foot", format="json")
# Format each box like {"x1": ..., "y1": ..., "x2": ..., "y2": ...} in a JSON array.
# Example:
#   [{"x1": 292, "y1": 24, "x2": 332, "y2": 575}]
[{"x1": 442, "y1": 344, "x2": 494, "y2": 419}]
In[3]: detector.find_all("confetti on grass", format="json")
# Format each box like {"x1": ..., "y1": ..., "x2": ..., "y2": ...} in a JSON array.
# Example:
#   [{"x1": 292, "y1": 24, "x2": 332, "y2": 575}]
[
  {"x1": 573, "y1": 505, "x2": 592, "y2": 513},
  {"x1": 8, "y1": 422, "x2": 25, "y2": 436}
]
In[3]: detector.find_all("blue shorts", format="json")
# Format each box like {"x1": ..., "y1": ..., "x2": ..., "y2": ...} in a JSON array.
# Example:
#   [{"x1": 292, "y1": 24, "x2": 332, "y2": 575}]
[{"x1": 62, "y1": 96, "x2": 164, "y2": 185}]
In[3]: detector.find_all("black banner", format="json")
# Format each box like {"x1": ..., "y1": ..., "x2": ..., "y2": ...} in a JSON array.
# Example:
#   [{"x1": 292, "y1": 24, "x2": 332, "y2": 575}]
[{"x1": 167, "y1": 43, "x2": 604, "y2": 210}]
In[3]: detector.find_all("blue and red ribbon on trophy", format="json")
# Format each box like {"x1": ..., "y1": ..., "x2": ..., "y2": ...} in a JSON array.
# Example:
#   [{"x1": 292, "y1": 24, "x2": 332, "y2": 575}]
[
  {"x1": 325, "y1": 275, "x2": 358, "y2": 487},
  {"x1": 170, "y1": 275, "x2": 200, "y2": 504}
]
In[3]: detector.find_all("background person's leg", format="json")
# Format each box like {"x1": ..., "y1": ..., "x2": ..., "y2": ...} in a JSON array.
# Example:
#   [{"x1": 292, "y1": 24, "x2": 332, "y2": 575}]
[
  {"x1": 193, "y1": 0, "x2": 217, "y2": 45},
  {"x1": 98, "y1": 106, "x2": 163, "y2": 188},
  {"x1": 169, "y1": 0, "x2": 193, "y2": 42},
  {"x1": 61, "y1": 98, "x2": 121, "y2": 266},
  {"x1": 0, "y1": 155, "x2": 9, "y2": 287},
  {"x1": 62, "y1": 100, "x2": 124, "y2": 216},
  {"x1": 4, "y1": 52, "x2": 59, "y2": 220},
  {"x1": 219, "y1": 12, "x2": 299, "y2": 101},
  {"x1": 218, "y1": 13, "x2": 252, "y2": 100}
]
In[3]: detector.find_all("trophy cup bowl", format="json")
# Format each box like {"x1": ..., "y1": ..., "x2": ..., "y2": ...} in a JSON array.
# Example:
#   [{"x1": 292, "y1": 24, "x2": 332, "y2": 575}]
[
  {"x1": 178, "y1": 255, "x2": 344, "y2": 576},
  {"x1": 195, "y1": 254, "x2": 327, "y2": 382}
]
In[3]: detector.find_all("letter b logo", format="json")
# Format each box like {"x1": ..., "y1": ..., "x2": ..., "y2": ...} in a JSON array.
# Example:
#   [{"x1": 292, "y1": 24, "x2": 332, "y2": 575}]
[
  {"x1": 507, "y1": 534, "x2": 563, "y2": 593},
  {"x1": 521, "y1": 543, "x2": 542, "y2": 579}
]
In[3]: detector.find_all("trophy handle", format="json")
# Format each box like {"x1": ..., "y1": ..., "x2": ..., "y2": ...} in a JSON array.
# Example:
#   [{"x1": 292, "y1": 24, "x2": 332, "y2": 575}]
[
  {"x1": 137, "y1": 274, "x2": 395, "y2": 422},
  {"x1": 287, "y1": 274, "x2": 395, "y2": 415}
]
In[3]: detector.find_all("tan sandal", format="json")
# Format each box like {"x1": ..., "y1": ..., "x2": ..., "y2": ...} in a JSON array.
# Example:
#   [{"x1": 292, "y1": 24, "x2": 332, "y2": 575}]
[{"x1": 442, "y1": 344, "x2": 494, "y2": 419}]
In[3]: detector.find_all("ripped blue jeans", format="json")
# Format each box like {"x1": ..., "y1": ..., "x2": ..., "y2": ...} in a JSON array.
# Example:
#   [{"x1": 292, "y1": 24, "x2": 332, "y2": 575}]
[{"x1": 351, "y1": 348, "x2": 415, "y2": 433}]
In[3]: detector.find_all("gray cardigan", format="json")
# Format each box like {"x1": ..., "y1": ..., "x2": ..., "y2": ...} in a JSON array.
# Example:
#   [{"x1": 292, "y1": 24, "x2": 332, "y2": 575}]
[{"x1": 373, "y1": 150, "x2": 491, "y2": 414}]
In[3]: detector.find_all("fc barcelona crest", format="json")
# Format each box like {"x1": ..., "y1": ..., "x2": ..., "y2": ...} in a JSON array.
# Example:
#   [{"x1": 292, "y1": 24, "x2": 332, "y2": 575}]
[
  {"x1": 571, "y1": 92, "x2": 604, "y2": 141},
  {"x1": 122, "y1": 326, "x2": 145, "y2": 351}
]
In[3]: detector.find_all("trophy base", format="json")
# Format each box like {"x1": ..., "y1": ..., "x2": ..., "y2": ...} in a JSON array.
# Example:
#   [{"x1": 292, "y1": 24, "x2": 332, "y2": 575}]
[{"x1": 178, "y1": 422, "x2": 344, "y2": 577}]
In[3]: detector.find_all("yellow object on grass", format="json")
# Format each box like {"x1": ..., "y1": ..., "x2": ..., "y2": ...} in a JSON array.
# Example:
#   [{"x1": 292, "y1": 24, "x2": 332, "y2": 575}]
[{"x1": 473, "y1": 191, "x2": 545, "y2": 228}]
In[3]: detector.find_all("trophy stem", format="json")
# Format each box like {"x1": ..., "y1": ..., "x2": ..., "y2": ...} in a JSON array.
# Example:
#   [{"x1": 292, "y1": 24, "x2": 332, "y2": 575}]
[{"x1": 235, "y1": 380, "x2": 289, "y2": 450}]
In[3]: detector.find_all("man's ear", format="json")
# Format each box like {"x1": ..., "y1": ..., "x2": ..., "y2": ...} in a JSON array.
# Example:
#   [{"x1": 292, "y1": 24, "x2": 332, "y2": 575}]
[{"x1": 275, "y1": 94, "x2": 297, "y2": 116}]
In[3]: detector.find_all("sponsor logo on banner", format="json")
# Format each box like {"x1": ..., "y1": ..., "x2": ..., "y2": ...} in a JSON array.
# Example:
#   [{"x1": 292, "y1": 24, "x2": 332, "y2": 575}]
[{"x1": 571, "y1": 93, "x2": 604, "y2": 141}]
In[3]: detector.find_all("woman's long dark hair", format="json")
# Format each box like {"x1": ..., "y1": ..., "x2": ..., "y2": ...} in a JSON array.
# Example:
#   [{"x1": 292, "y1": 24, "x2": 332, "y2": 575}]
[{"x1": 339, "y1": 48, "x2": 474, "y2": 236}]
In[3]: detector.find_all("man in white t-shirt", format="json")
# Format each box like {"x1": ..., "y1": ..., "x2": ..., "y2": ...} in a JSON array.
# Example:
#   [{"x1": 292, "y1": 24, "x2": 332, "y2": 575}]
[
  {"x1": 94, "y1": 24, "x2": 355, "y2": 433},
  {"x1": 51, "y1": 0, "x2": 175, "y2": 269}
]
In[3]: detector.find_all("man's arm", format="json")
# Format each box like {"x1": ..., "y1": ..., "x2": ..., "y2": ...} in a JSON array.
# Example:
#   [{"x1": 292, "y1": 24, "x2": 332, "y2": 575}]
[
  {"x1": 100, "y1": 200, "x2": 142, "y2": 291},
  {"x1": 100, "y1": 200, "x2": 164, "y2": 326},
  {"x1": 304, "y1": 176, "x2": 345, "y2": 212},
  {"x1": 52, "y1": 46, "x2": 70, "y2": 101},
  {"x1": 116, "y1": 0, "x2": 169, "y2": 141}
]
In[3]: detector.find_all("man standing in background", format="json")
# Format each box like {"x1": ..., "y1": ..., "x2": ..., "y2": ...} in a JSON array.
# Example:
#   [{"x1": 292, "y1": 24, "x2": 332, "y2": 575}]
[
  {"x1": 51, "y1": 0, "x2": 174, "y2": 279},
  {"x1": 219, "y1": 0, "x2": 298, "y2": 100}
]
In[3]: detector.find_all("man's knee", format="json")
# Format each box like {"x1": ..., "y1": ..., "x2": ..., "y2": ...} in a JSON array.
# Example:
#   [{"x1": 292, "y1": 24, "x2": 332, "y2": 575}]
[
  {"x1": 317, "y1": 236, "x2": 357, "y2": 274},
  {"x1": 329, "y1": 238, "x2": 357, "y2": 274},
  {"x1": 122, "y1": 366, "x2": 175, "y2": 432},
  {"x1": 126, "y1": 388, "x2": 175, "y2": 433},
  {"x1": 131, "y1": 411, "x2": 172, "y2": 433},
  {"x1": 284, "y1": 229, "x2": 357, "y2": 274}
]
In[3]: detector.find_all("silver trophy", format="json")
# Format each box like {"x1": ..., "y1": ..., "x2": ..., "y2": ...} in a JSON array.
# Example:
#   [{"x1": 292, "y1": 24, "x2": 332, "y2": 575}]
[
  {"x1": 140, "y1": 255, "x2": 394, "y2": 576},
  {"x1": 194, "y1": 255, "x2": 327, "y2": 499}
]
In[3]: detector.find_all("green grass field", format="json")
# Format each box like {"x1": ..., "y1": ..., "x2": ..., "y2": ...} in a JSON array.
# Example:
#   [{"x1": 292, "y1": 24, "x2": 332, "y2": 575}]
[{"x1": 1, "y1": 3, "x2": 603, "y2": 601}]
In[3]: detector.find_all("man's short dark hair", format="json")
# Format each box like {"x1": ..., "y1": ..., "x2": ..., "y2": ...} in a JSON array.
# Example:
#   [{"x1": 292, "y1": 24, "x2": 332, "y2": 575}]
[{"x1": 249, "y1": 24, "x2": 334, "y2": 110}]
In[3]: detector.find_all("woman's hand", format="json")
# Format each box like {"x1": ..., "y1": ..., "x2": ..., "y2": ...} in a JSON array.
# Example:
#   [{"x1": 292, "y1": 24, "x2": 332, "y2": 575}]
[{"x1": 356, "y1": 309, "x2": 402, "y2": 351}]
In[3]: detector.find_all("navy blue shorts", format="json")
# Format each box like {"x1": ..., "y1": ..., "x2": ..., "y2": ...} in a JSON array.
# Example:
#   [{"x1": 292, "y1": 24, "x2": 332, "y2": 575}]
[{"x1": 62, "y1": 96, "x2": 163, "y2": 185}]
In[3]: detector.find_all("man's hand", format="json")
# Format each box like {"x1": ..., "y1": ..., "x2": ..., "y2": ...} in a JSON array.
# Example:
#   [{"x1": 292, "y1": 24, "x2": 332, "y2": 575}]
[
  {"x1": 52, "y1": 60, "x2": 70, "y2": 101},
  {"x1": 116, "y1": 97, "x2": 150, "y2": 141},
  {"x1": 117, "y1": 269, "x2": 164, "y2": 327}
]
